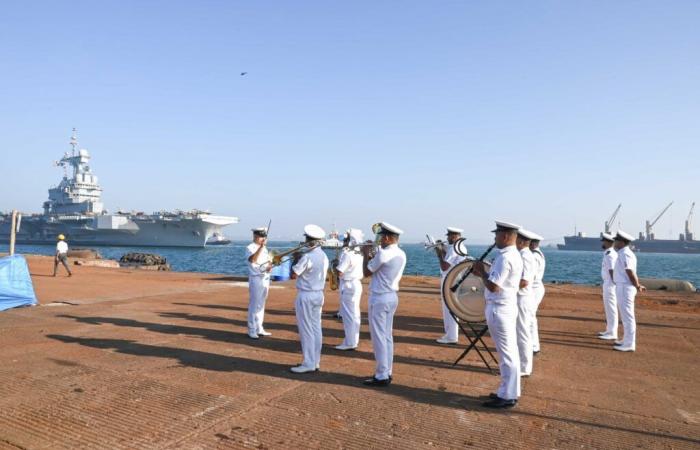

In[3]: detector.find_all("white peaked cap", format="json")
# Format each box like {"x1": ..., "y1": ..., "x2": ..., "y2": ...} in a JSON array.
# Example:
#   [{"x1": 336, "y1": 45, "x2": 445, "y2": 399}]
[
  {"x1": 529, "y1": 231, "x2": 544, "y2": 241},
  {"x1": 446, "y1": 227, "x2": 464, "y2": 234},
  {"x1": 347, "y1": 228, "x2": 364, "y2": 246},
  {"x1": 601, "y1": 232, "x2": 615, "y2": 242},
  {"x1": 492, "y1": 220, "x2": 521, "y2": 232},
  {"x1": 517, "y1": 228, "x2": 537, "y2": 240},
  {"x1": 303, "y1": 224, "x2": 326, "y2": 240},
  {"x1": 378, "y1": 222, "x2": 403, "y2": 235},
  {"x1": 615, "y1": 230, "x2": 635, "y2": 242}
]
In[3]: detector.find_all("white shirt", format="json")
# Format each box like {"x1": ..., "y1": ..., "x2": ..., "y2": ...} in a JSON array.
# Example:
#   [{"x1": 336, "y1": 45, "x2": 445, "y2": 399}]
[
  {"x1": 518, "y1": 247, "x2": 535, "y2": 296},
  {"x1": 246, "y1": 243, "x2": 271, "y2": 277},
  {"x1": 336, "y1": 249, "x2": 364, "y2": 281},
  {"x1": 601, "y1": 248, "x2": 617, "y2": 285},
  {"x1": 56, "y1": 241, "x2": 68, "y2": 255},
  {"x1": 440, "y1": 244, "x2": 467, "y2": 279},
  {"x1": 484, "y1": 245, "x2": 523, "y2": 305},
  {"x1": 613, "y1": 246, "x2": 637, "y2": 286},
  {"x1": 531, "y1": 248, "x2": 546, "y2": 289},
  {"x1": 367, "y1": 244, "x2": 407, "y2": 294},
  {"x1": 292, "y1": 247, "x2": 329, "y2": 292}
]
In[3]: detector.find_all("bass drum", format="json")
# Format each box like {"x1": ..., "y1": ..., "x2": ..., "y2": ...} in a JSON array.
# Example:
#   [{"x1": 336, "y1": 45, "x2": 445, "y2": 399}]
[{"x1": 440, "y1": 260, "x2": 491, "y2": 323}]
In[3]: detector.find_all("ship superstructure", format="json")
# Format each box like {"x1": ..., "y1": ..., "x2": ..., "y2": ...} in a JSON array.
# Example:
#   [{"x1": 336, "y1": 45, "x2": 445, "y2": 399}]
[{"x1": 1, "y1": 130, "x2": 238, "y2": 247}]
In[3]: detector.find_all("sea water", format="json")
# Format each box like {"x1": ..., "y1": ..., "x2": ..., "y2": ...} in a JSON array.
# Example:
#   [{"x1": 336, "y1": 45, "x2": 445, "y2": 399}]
[{"x1": 5, "y1": 242, "x2": 700, "y2": 288}]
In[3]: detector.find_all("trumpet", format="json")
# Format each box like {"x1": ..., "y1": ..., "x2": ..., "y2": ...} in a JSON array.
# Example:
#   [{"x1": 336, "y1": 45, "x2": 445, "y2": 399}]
[{"x1": 425, "y1": 234, "x2": 447, "y2": 258}]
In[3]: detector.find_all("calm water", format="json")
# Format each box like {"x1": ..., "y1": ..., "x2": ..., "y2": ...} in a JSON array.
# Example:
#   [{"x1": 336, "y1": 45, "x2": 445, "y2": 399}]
[{"x1": 4, "y1": 242, "x2": 700, "y2": 288}]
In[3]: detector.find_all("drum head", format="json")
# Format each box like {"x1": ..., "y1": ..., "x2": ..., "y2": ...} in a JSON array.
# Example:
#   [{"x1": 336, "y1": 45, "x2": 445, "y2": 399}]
[{"x1": 441, "y1": 260, "x2": 490, "y2": 322}]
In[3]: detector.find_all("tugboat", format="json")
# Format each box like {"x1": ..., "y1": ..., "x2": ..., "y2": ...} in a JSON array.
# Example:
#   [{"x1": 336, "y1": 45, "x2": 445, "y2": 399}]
[
  {"x1": 206, "y1": 232, "x2": 232, "y2": 246},
  {"x1": 0, "y1": 129, "x2": 239, "y2": 247}
]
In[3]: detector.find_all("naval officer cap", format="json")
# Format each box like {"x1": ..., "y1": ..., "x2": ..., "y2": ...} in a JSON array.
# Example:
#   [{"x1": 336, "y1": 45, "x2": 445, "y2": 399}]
[
  {"x1": 601, "y1": 232, "x2": 615, "y2": 242},
  {"x1": 303, "y1": 224, "x2": 326, "y2": 240},
  {"x1": 528, "y1": 231, "x2": 543, "y2": 242},
  {"x1": 491, "y1": 221, "x2": 521, "y2": 233},
  {"x1": 517, "y1": 228, "x2": 537, "y2": 240},
  {"x1": 251, "y1": 227, "x2": 268, "y2": 237},
  {"x1": 377, "y1": 222, "x2": 403, "y2": 236},
  {"x1": 614, "y1": 230, "x2": 634, "y2": 242},
  {"x1": 446, "y1": 227, "x2": 464, "y2": 235}
]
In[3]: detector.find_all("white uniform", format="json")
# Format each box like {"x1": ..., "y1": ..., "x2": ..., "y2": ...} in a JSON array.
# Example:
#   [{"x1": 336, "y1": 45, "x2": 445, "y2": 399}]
[
  {"x1": 530, "y1": 248, "x2": 546, "y2": 352},
  {"x1": 485, "y1": 245, "x2": 523, "y2": 400},
  {"x1": 336, "y1": 249, "x2": 364, "y2": 348},
  {"x1": 613, "y1": 246, "x2": 638, "y2": 348},
  {"x1": 601, "y1": 248, "x2": 618, "y2": 336},
  {"x1": 367, "y1": 244, "x2": 407, "y2": 381},
  {"x1": 440, "y1": 245, "x2": 467, "y2": 341},
  {"x1": 246, "y1": 243, "x2": 271, "y2": 336},
  {"x1": 516, "y1": 247, "x2": 536, "y2": 375},
  {"x1": 292, "y1": 247, "x2": 329, "y2": 369}
]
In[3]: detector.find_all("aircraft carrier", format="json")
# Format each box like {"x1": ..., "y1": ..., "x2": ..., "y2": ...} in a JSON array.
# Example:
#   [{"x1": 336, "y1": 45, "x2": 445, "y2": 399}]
[{"x1": 0, "y1": 130, "x2": 238, "y2": 247}]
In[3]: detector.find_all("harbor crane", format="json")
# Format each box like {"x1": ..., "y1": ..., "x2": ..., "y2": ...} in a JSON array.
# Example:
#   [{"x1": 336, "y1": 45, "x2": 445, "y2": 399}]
[
  {"x1": 604, "y1": 203, "x2": 622, "y2": 234},
  {"x1": 685, "y1": 202, "x2": 695, "y2": 241},
  {"x1": 645, "y1": 201, "x2": 673, "y2": 240}
]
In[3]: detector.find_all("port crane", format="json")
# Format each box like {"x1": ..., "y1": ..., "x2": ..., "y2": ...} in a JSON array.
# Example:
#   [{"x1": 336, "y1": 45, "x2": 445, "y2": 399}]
[
  {"x1": 685, "y1": 202, "x2": 695, "y2": 240},
  {"x1": 645, "y1": 201, "x2": 673, "y2": 240},
  {"x1": 604, "y1": 203, "x2": 622, "y2": 234}
]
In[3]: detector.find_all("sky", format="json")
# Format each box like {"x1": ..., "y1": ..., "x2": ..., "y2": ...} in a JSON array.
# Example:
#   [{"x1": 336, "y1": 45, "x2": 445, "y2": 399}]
[{"x1": 1, "y1": 1, "x2": 699, "y2": 243}]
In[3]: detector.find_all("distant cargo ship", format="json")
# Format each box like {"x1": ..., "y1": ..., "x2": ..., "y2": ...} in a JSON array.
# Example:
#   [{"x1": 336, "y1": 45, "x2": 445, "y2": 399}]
[
  {"x1": 558, "y1": 202, "x2": 699, "y2": 254},
  {"x1": 0, "y1": 130, "x2": 238, "y2": 248}
]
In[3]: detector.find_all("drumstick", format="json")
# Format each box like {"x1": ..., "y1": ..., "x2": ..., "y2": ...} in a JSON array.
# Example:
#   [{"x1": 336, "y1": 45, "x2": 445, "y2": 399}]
[{"x1": 449, "y1": 243, "x2": 497, "y2": 292}]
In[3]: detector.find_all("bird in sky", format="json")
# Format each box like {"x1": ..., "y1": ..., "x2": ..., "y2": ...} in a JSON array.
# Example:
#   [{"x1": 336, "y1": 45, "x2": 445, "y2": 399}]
[{"x1": 240, "y1": 72, "x2": 247, "y2": 76}]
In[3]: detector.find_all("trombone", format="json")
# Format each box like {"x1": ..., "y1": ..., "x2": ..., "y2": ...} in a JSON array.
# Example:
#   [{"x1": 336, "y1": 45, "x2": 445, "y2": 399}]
[{"x1": 258, "y1": 240, "x2": 322, "y2": 270}]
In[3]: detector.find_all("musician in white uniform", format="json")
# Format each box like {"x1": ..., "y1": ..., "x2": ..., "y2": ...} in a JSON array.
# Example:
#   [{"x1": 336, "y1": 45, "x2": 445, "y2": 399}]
[
  {"x1": 529, "y1": 233, "x2": 546, "y2": 354},
  {"x1": 246, "y1": 227, "x2": 272, "y2": 339},
  {"x1": 515, "y1": 229, "x2": 536, "y2": 377},
  {"x1": 361, "y1": 222, "x2": 407, "y2": 386},
  {"x1": 598, "y1": 233, "x2": 619, "y2": 340},
  {"x1": 436, "y1": 227, "x2": 468, "y2": 344},
  {"x1": 335, "y1": 228, "x2": 365, "y2": 351},
  {"x1": 472, "y1": 221, "x2": 523, "y2": 408},
  {"x1": 612, "y1": 230, "x2": 645, "y2": 352},
  {"x1": 290, "y1": 224, "x2": 329, "y2": 373}
]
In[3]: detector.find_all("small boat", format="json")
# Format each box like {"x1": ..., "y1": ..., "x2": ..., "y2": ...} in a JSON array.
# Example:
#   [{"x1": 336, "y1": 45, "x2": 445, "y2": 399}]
[
  {"x1": 322, "y1": 227, "x2": 342, "y2": 249},
  {"x1": 206, "y1": 232, "x2": 231, "y2": 246}
]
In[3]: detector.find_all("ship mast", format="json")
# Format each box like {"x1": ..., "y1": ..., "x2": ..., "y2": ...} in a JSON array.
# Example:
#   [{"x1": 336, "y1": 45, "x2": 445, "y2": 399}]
[
  {"x1": 645, "y1": 201, "x2": 673, "y2": 240},
  {"x1": 686, "y1": 202, "x2": 695, "y2": 241},
  {"x1": 604, "y1": 203, "x2": 622, "y2": 234},
  {"x1": 70, "y1": 128, "x2": 78, "y2": 156}
]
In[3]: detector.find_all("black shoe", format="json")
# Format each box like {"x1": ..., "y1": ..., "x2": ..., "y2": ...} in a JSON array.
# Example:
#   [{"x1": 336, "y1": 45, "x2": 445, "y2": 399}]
[
  {"x1": 533, "y1": 350, "x2": 540, "y2": 356},
  {"x1": 332, "y1": 312, "x2": 342, "y2": 319},
  {"x1": 363, "y1": 377, "x2": 391, "y2": 386},
  {"x1": 482, "y1": 397, "x2": 517, "y2": 409},
  {"x1": 488, "y1": 392, "x2": 499, "y2": 399}
]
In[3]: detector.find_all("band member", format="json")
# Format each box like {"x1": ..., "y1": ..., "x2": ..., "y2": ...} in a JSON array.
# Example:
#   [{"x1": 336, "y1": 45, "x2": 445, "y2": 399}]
[
  {"x1": 246, "y1": 227, "x2": 272, "y2": 339},
  {"x1": 515, "y1": 229, "x2": 535, "y2": 377},
  {"x1": 361, "y1": 222, "x2": 406, "y2": 386},
  {"x1": 598, "y1": 233, "x2": 618, "y2": 340},
  {"x1": 290, "y1": 224, "x2": 329, "y2": 373},
  {"x1": 472, "y1": 221, "x2": 523, "y2": 408},
  {"x1": 53, "y1": 234, "x2": 72, "y2": 277},
  {"x1": 529, "y1": 233, "x2": 546, "y2": 354},
  {"x1": 335, "y1": 228, "x2": 365, "y2": 351},
  {"x1": 436, "y1": 227, "x2": 467, "y2": 344},
  {"x1": 612, "y1": 230, "x2": 645, "y2": 352}
]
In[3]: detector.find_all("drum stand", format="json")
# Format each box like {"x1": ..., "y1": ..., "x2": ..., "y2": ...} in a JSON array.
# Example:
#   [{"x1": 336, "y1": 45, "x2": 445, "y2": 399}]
[{"x1": 452, "y1": 319, "x2": 499, "y2": 374}]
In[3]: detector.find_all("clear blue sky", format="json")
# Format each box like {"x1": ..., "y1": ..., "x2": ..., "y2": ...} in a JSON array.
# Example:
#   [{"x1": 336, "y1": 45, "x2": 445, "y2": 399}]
[{"x1": 1, "y1": 1, "x2": 698, "y2": 242}]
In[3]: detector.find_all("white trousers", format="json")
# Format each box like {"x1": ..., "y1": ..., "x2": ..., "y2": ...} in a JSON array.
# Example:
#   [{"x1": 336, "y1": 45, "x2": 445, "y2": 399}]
[
  {"x1": 440, "y1": 276, "x2": 459, "y2": 341},
  {"x1": 516, "y1": 293, "x2": 535, "y2": 375},
  {"x1": 602, "y1": 282, "x2": 618, "y2": 336},
  {"x1": 247, "y1": 275, "x2": 270, "y2": 334},
  {"x1": 339, "y1": 279, "x2": 362, "y2": 347},
  {"x1": 486, "y1": 302, "x2": 521, "y2": 400},
  {"x1": 530, "y1": 286, "x2": 545, "y2": 352},
  {"x1": 615, "y1": 284, "x2": 637, "y2": 348},
  {"x1": 368, "y1": 292, "x2": 398, "y2": 380},
  {"x1": 295, "y1": 290, "x2": 324, "y2": 369}
]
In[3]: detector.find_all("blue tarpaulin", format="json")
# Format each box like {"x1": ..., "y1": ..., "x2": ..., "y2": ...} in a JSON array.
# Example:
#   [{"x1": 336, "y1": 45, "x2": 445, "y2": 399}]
[{"x1": 0, "y1": 255, "x2": 38, "y2": 311}]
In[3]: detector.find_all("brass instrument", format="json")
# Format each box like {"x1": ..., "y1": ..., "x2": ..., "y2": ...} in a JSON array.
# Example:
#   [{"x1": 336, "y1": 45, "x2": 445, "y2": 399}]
[
  {"x1": 262, "y1": 240, "x2": 322, "y2": 270},
  {"x1": 425, "y1": 234, "x2": 447, "y2": 259}
]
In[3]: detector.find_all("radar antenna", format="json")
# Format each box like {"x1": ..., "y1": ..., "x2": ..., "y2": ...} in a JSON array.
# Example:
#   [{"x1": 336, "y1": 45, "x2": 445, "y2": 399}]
[{"x1": 69, "y1": 128, "x2": 78, "y2": 156}]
